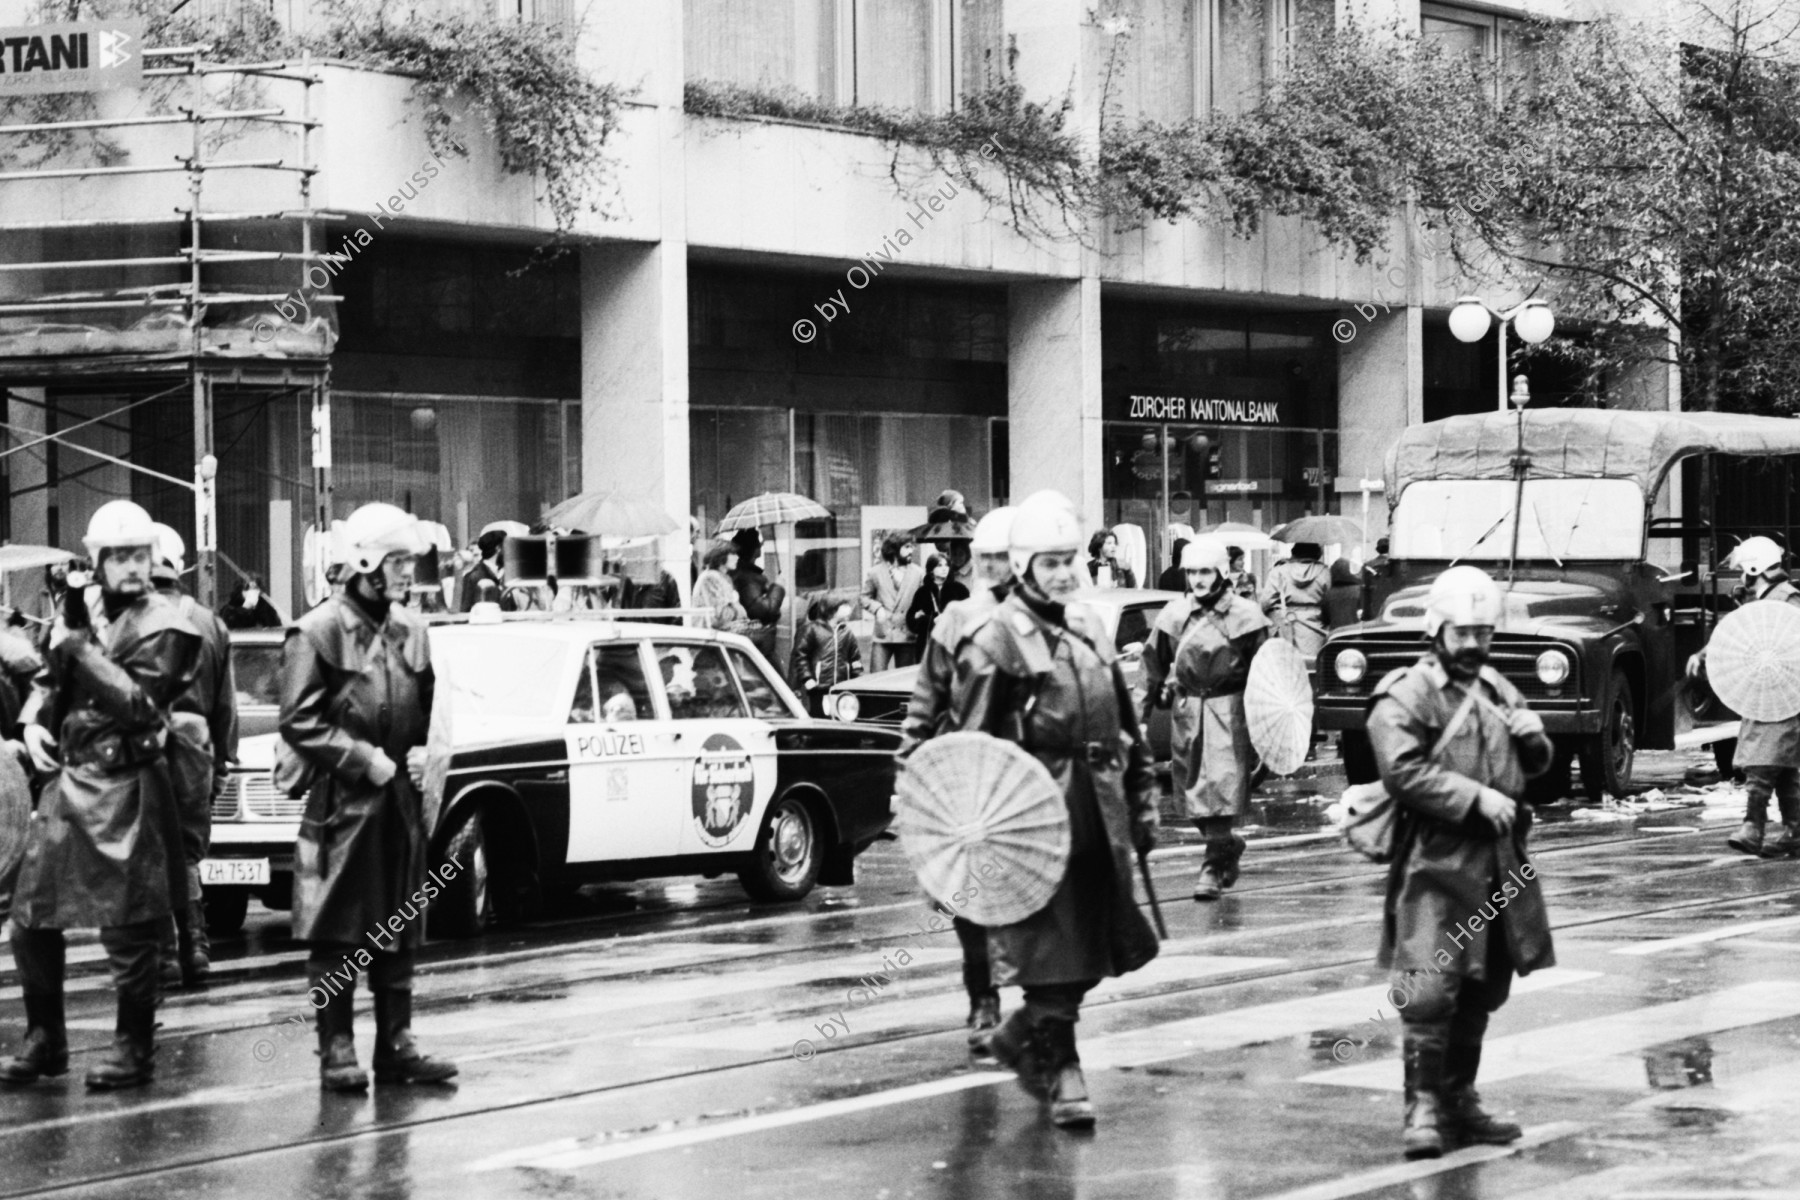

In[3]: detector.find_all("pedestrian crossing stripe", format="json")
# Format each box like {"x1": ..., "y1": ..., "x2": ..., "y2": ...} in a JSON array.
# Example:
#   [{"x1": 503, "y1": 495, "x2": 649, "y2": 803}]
[
  {"x1": 1612, "y1": 914, "x2": 1800, "y2": 956},
  {"x1": 1300, "y1": 980, "x2": 1800, "y2": 1091}
]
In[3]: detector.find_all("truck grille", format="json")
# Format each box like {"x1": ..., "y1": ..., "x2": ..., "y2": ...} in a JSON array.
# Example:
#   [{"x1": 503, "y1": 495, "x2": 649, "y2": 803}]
[
  {"x1": 217, "y1": 772, "x2": 304, "y2": 821},
  {"x1": 1318, "y1": 636, "x2": 1577, "y2": 703}
]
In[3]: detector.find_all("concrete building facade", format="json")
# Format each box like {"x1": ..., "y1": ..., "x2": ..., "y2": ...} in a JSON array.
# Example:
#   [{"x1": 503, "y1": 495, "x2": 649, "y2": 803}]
[{"x1": 0, "y1": 0, "x2": 1673, "y2": 613}]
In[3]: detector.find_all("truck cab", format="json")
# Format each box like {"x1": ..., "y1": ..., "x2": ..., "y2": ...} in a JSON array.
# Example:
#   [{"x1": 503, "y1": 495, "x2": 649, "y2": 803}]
[{"x1": 1322, "y1": 409, "x2": 1800, "y2": 800}]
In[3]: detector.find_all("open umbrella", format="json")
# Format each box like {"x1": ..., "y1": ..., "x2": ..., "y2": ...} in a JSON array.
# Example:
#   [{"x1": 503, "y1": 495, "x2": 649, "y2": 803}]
[
  {"x1": 716, "y1": 492, "x2": 830, "y2": 532},
  {"x1": 1707, "y1": 601, "x2": 1800, "y2": 722},
  {"x1": 1245, "y1": 638, "x2": 1315, "y2": 775},
  {"x1": 0, "y1": 545, "x2": 74, "y2": 573},
  {"x1": 543, "y1": 490, "x2": 679, "y2": 538},
  {"x1": 1272, "y1": 515, "x2": 1364, "y2": 547},
  {"x1": 895, "y1": 731, "x2": 1069, "y2": 926},
  {"x1": 1206, "y1": 523, "x2": 1276, "y2": 551}
]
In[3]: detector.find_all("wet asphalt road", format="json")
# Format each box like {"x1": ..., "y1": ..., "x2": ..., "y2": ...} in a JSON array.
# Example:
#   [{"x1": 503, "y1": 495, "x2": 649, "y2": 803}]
[{"x1": 0, "y1": 753, "x2": 1797, "y2": 1200}]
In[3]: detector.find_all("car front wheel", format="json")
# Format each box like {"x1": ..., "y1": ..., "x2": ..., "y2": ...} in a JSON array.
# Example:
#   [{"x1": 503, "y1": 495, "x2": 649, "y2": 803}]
[
  {"x1": 430, "y1": 806, "x2": 492, "y2": 939},
  {"x1": 738, "y1": 794, "x2": 821, "y2": 903}
]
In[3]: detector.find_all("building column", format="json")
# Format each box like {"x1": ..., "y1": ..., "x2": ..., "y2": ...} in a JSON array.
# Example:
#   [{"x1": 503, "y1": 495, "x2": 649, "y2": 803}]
[
  {"x1": 1008, "y1": 278, "x2": 1103, "y2": 521},
  {"x1": 576, "y1": 0, "x2": 689, "y2": 596},
  {"x1": 1335, "y1": 304, "x2": 1421, "y2": 547},
  {"x1": 581, "y1": 242, "x2": 690, "y2": 596},
  {"x1": 6, "y1": 390, "x2": 48, "y2": 547}
]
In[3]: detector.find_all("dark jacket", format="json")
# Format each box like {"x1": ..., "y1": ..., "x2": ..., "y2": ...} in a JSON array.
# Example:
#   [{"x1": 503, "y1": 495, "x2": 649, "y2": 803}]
[
  {"x1": 280, "y1": 595, "x2": 435, "y2": 950},
  {"x1": 1086, "y1": 559, "x2": 1137, "y2": 589},
  {"x1": 13, "y1": 593, "x2": 202, "y2": 929},
  {"x1": 221, "y1": 593, "x2": 284, "y2": 630},
  {"x1": 456, "y1": 559, "x2": 514, "y2": 614},
  {"x1": 625, "y1": 570, "x2": 683, "y2": 625},
  {"x1": 156, "y1": 583, "x2": 239, "y2": 854},
  {"x1": 1368, "y1": 654, "x2": 1556, "y2": 980},
  {"x1": 902, "y1": 591, "x2": 1159, "y2": 986},
  {"x1": 789, "y1": 621, "x2": 861, "y2": 693},
  {"x1": 905, "y1": 579, "x2": 969, "y2": 646}
]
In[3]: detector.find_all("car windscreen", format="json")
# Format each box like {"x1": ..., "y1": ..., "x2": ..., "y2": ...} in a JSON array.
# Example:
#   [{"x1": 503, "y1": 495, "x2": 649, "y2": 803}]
[
  {"x1": 231, "y1": 642, "x2": 284, "y2": 708},
  {"x1": 1391, "y1": 478, "x2": 1644, "y2": 561},
  {"x1": 433, "y1": 634, "x2": 572, "y2": 721}
]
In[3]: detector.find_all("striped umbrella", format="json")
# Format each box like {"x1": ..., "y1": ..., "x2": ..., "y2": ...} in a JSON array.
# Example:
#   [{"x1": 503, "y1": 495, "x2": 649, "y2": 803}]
[{"x1": 716, "y1": 492, "x2": 831, "y2": 532}]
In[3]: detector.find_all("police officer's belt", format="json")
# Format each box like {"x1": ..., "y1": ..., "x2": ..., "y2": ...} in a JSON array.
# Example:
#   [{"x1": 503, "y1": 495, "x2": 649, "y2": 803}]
[
  {"x1": 65, "y1": 729, "x2": 166, "y2": 770},
  {"x1": 1176, "y1": 682, "x2": 1247, "y2": 702},
  {"x1": 1039, "y1": 739, "x2": 1121, "y2": 766}
]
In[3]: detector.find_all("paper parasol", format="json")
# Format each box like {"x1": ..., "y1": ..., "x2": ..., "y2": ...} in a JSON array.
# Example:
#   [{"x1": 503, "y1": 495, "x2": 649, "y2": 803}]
[
  {"x1": 1245, "y1": 637, "x2": 1315, "y2": 775},
  {"x1": 1207, "y1": 522, "x2": 1276, "y2": 551},
  {"x1": 0, "y1": 749, "x2": 31, "y2": 889},
  {"x1": 894, "y1": 731, "x2": 1068, "y2": 926},
  {"x1": 1706, "y1": 601, "x2": 1800, "y2": 722}
]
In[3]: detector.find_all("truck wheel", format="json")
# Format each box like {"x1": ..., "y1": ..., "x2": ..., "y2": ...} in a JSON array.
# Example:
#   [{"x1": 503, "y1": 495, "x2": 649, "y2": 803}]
[
  {"x1": 738, "y1": 794, "x2": 820, "y2": 903},
  {"x1": 1338, "y1": 731, "x2": 1379, "y2": 786},
  {"x1": 429, "y1": 806, "x2": 491, "y2": 939},
  {"x1": 202, "y1": 888, "x2": 249, "y2": 937},
  {"x1": 1578, "y1": 671, "x2": 1636, "y2": 803}
]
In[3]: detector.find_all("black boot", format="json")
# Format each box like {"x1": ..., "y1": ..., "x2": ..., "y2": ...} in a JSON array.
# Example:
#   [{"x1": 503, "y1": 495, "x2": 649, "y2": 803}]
[
  {"x1": 987, "y1": 1009, "x2": 1050, "y2": 1099},
  {"x1": 312, "y1": 969, "x2": 368, "y2": 1092},
  {"x1": 1729, "y1": 820, "x2": 1766, "y2": 855},
  {"x1": 179, "y1": 887, "x2": 211, "y2": 987},
  {"x1": 1761, "y1": 822, "x2": 1800, "y2": 859},
  {"x1": 85, "y1": 998, "x2": 155, "y2": 1090},
  {"x1": 0, "y1": 993, "x2": 69, "y2": 1085},
  {"x1": 372, "y1": 989, "x2": 457, "y2": 1085},
  {"x1": 1402, "y1": 1026, "x2": 1448, "y2": 1160},
  {"x1": 158, "y1": 917, "x2": 183, "y2": 992},
  {"x1": 966, "y1": 990, "x2": 1001, "y2": 1053},
  {"x1": 1442, "y1": 1042, "x2": 1520, "y2": 1144},
  {"x1": 1039, "y1": 1019, "x2": 1095, "y2": 1129}
]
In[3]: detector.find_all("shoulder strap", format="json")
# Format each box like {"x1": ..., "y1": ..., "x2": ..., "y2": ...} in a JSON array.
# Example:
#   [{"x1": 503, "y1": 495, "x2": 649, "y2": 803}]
[{"x1": 1428, "y1": 687, "x2": 1481, "y2": 762}]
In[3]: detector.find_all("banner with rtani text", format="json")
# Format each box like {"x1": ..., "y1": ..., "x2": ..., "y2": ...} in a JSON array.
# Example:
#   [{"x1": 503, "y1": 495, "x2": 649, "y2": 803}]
[{"x1": 0, "y1": 21, "x2": 143, "y2": 96}]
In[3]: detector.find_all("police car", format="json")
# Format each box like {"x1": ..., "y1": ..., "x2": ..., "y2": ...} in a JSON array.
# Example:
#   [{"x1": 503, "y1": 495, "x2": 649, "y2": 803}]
[
  {"x1": 202, "y1": 616, "x2": 901, "y2": 938},
  {"x1": 202, "y1": 631, "x2": 291, "y2": 934}
]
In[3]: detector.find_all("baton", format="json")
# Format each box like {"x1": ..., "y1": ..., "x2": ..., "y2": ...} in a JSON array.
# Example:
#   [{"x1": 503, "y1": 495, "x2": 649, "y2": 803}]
[{"x1": 1137, "y1": 850, "x2": 1168, "y2": 938}]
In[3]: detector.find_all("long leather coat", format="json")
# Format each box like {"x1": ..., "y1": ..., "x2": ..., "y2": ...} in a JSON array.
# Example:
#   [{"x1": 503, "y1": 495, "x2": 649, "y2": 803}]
[
  {"x1": 280, "y1": 595, "x2": 434, "y2": 950},
  {"x1": 13, "y1": 593, "x2": 201, "y2": 930},
  {"x1": 1144, "y1": 591, "x2": 1270, "y2": 819},
  {"x1": 156, "y1": 583, "x2": 238, "y2": 859},
  {"x1": 1367, "y1": 654, "x2": 1556, "y2": 980},
  {"x1": 903, "y1": 591, "x2": 1159, "y2": 987}
]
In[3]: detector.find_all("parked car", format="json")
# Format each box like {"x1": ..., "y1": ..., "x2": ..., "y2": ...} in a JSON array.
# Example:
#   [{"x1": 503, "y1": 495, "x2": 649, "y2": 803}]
[
  {"x1": 200, "y1": 616, "x2": 900, "y2": 938},
  {"x1": 200, "y1": 630, "x2": 291, "y2": 934},
  {"x1": 1321, "y1": 408, "x2": 1793, "y2": 801},
  {"x1": 824, "y1": 587, "x2": 1175, "y2": 760}
]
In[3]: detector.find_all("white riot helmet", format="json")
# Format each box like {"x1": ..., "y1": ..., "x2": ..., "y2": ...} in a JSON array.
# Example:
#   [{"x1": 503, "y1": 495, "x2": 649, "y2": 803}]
[
  {"x1": 1180, "y1": 538, "x2": 1231, "y2": 574},
  {"x1": 972, "y1": 507, "x2": 1016, "y2": 556},
  {"x1": 1007, "y1": 492, "x2": 1084, "y2": 581},
  {"x1": 340, "y1": 502, "x2": 426, "y2": 575},
  {"x1": 1732, "y1": 536, "x2": 1784, "y2": 579},
  {"x1": 1423, "y1": 565, "x2": 1504, "y2": 637},
  {"x1": 151, "y1": 522, "x2": 185, "y2": 573},
  {"x1": 82, "y1": 500, "x2": 158, "y2": 558}
]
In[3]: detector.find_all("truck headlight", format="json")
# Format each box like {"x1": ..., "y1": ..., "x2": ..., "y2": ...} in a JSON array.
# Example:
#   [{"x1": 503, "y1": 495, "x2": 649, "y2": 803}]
[
  {"x1": 1334, "y1": 649, "x2": 1368, "y2": 685},
  {"x1": 1536, "y1": 650, "x2": 1571, "y2": 686},
  {"x1": 832, "y1": 692, "x2": 859, "y2": 723}
]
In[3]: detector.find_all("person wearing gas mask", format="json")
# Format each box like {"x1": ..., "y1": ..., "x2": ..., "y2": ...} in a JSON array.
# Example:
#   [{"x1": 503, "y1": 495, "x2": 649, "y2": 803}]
[
  {"x1": 279, "y1": 502, "x2": 457, "y2": 1092},
  {"x1": 900, "y1": 506, "x2": 1015, "y2": 1054},
  {"x1": 1144, "y1": 537, "x2": 1270, "y2": 900},
  {"x1": 1366, "y1": 565, "x2": 1556, "y2": 1160},
  {"x1": 1689, "y1": 536, "x2": 1800, "y2": 857},
  {"x1": 902, "y1": 491, "x2": 1159, "y2": 1129},
  {"x1": 0, "y1": 501, "x2": 202, "y2": 1090},
  {"x1": 148, "y1": 524, "x2": 238, "y2": 989}
]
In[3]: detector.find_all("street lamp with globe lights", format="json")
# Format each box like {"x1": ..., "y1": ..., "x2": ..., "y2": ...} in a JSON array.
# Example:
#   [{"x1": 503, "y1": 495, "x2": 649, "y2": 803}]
[{"x1": 1449, "y1": 296, "x2": 1556, "y2": 412}]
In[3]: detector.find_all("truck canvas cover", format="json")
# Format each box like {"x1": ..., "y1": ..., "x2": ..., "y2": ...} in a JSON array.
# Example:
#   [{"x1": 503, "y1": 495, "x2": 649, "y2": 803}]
[{"x1": 1384, "y1": 409, "x2": 1800, "y2": 509}]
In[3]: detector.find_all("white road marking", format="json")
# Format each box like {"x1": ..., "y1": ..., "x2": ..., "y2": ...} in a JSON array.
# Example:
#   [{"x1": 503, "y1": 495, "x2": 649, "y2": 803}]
[
  {"x1": 475, "y1": 970, "x2": 1599, "y2": 1173},
  {"x1": 1612, "y1": 915, "x2": 1800, "y2": 956},
  {"x1": 1245, "y1": 1122, "x2": 1584, "y2": 1200},
  {"x1": 1302, "y1": 980, "x2": 1800, "y2": 1090}
]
